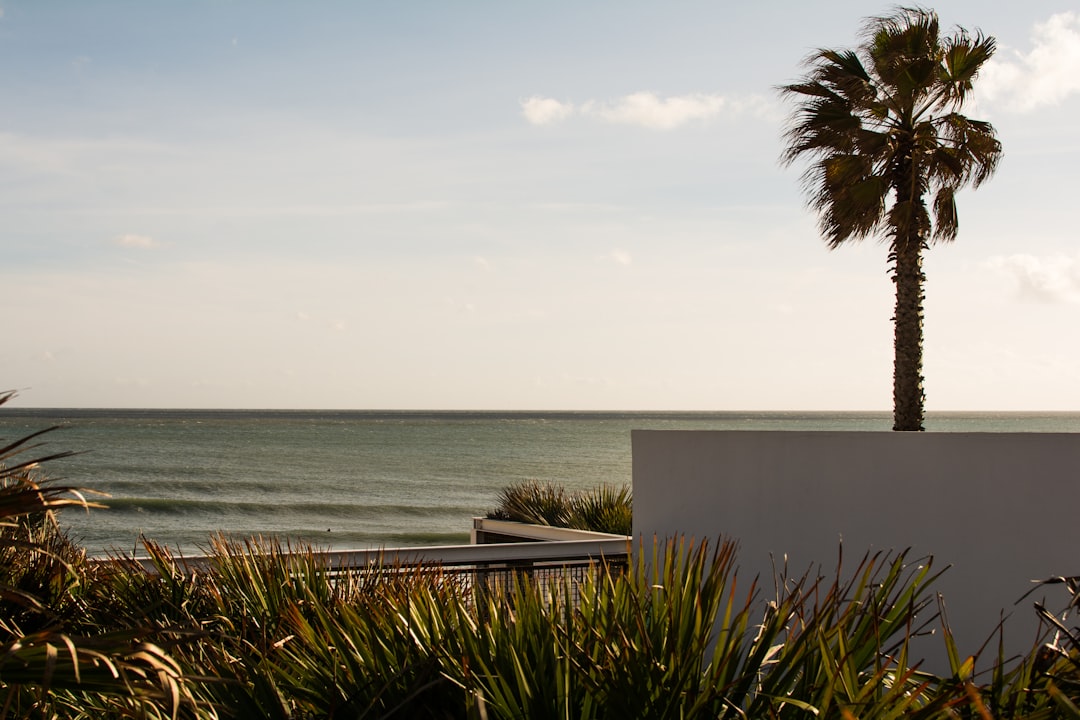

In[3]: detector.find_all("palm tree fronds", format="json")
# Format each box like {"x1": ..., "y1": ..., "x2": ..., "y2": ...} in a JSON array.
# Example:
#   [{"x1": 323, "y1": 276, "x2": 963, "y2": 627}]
[
  {"x1": 779, "y1": 8, "x2": 1001, "y2": 430},
  {"x1": 939, "y1": 31, "x2": 997, "y2": 106}
]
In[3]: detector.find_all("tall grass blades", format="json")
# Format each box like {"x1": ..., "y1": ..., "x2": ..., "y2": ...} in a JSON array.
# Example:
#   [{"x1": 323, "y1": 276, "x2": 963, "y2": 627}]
[
  {"x1": 0, "y1": 391, "x2": 197, "y2": 718},
  {"x1": 568, "y1": 484, "x2": 632, "y2": 536},
  {"x1": 569, "y1": 539, "x2": 753, "y2": 719},
  {"x1": 488, "y1": 480, "x2": 631, "y2": 535},
  {"x1": 442, "y1": 573, "x2": 585, "y2": 720},
  {"x1": 488, "y1": 480, "x2": 573, "y2": 528},
  {"x1": 750, "y1": 550, "x2": 955, "y2": 719},
  {"x1": 266, "y1": 564, "x2": 467, "y2": 717}
]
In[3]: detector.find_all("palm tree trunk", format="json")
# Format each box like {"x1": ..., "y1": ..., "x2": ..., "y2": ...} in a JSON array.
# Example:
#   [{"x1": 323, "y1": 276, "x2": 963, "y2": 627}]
[{"x1": 892, "y1": 234, "x2": 926, "y2": 431}]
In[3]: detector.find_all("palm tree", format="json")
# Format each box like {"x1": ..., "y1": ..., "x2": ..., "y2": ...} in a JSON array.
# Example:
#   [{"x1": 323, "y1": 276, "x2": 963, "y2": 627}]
[{"x1": 780, "y1": 7, "x2": 1002, "y2": 431}]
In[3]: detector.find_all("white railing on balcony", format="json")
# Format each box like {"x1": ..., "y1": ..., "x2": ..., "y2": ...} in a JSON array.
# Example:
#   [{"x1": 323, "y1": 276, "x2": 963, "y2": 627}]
[{"x1": 107, "y1": 519, "x2": 631, "y2": 576}]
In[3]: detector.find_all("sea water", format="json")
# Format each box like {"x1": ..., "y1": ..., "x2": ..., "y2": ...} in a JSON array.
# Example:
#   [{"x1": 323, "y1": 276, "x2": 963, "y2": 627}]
[{"x1": 2, "y1": 409, "x2": 1078, "y2": 557}]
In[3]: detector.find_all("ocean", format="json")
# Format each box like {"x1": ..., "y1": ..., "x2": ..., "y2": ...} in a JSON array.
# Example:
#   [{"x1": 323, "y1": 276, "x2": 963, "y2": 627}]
[{"x1": 2, "y1": 409, "x2": 1079, "y2": 557}]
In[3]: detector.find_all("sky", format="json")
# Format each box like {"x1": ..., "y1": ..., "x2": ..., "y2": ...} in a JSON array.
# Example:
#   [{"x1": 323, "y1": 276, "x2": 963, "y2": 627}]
[{"x1": 2, "y1": 1, "x2": 1078, "y2": 411}]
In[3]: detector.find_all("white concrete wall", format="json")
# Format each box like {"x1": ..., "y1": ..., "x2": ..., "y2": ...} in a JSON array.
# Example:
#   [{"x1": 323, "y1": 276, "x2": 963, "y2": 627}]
[
  {"x1": 632, "y1": 430, "x2": 1080, "y2": 668},
  {"x1": 471, "y1": 517, "x2": 629, "y2": 544}
]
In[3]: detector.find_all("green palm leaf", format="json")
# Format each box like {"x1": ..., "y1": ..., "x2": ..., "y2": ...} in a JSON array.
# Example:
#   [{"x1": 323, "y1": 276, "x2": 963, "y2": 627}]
[{"x1": 780, "y1": 8, "x2": 1002, "y2": 430}]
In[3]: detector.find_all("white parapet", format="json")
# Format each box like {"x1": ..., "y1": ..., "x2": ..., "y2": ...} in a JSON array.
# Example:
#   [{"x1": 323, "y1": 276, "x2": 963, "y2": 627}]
[
  {"x1": 104, "y1": 536, "x2": 631, "y2": 575},
  {"x1": 632, "y1": 429, "x2": 1080, "y2": 671},
  {"x1": 470, "y1": 516, "x2": 630, "y2": 544}
]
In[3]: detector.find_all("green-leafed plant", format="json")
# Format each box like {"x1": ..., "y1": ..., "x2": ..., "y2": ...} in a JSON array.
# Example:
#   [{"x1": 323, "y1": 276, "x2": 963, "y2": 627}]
[
  {"x1": 441, "y1": 568, "x2": 587, "y2": 720},
  {"x1": 977, "y1": 574, "x2": 1080, "y2": 719},
  {"x1": 197, "y1": 537, "x2": 468, "y2": 717},
  {"x1": 1035, "y1": 580, "x2": 1080, "y2": 713},
  {"x1": 488, "y1": 480, "x2": 574, "y2": 528},
  {"x1": 271, "y1": 576, "x2": 462, "y2": 718},
  {"x1": 568, "y1": 539, "x2": 763, "y2": 719},
  {"x1": 780, "y1": 7, "x2": 1002, "y2": 431},
  {"x1": 750, "y1": 550, "x2": 951, "y2": 718},
  {"x1": 488, "y1": 480, "x2": 632, "y2": 535},
  {"x1": 0, "y1": 391, "x2": 198, "y2": 718},
  {"x1": 568, "y1": 483, "x2": 632, "y2": 536},
  {"x1": 87, "y1": 533, "x2": 475, "y2": 717},
  {"x1": 439, "y1": 539, "x2": 978, "y2": 720}
]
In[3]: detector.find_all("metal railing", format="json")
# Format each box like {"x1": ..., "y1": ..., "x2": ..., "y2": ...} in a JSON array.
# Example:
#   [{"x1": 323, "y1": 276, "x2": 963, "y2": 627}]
[
  {"x1": 113, "y1": 536, "x2": 629, "y2": 574},
  {"x1": 97, "y1": 522, "x2": 631, "y2": 605}
]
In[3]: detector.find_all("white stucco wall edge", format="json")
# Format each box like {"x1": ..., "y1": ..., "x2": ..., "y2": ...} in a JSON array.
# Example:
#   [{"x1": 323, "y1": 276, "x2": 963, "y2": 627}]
[{"x1": 632, "y1": 430, "x2": 1080, "y2": 667}]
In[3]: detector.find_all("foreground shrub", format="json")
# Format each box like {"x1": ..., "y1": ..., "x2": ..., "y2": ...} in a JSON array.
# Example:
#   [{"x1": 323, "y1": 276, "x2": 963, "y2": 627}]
[
  {"x1": 567, "y1": 483, "x2": 632, "y2": 536},
  {"x1": 0, "y1": 392, "x2": 197, "y2": 718},
  {"x1": 488, "y1": 480, "x2": 632, "y2": 535},
  {"x1": 14, "y1": 516, "x2": 1080, "y2": 718},
  {"x1": 488, "y1": 480, "x2": 574, "y2": 527},
  {"x1": 441, "y1": 541, "x2": 954, "y2": 719}
]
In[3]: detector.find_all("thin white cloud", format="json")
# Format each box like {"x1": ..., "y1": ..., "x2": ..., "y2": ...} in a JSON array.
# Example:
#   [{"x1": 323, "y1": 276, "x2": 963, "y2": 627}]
[
  {"x1": 0, "y1": 132, "x2": 177, "y2": 176},
  {"x1": 528, "y1": 202, "x2": 624, "y2": 213},
  {"x1": 521, "y1": 92, "x2": 772, "y2": 129},
  {"x1": 609, "y1": 250, "x2": 633, "y2": 266},
  {"x1": 583, "y1": 92, "x2": 727, "y2": 130},
  {"x1": 296, "y1": 311, "x2": 347, "y2": 333},
  {"x1": 986, "y1": 253, "x2": 1080, "y2": 303},
  {"x1": 521, "y1": 96, "x2": 574, "y2": 125},
  {"x1": 978, "y1": 12, "x2": 1080, "y2": 112},
  {"x1": 113, "y1": 233, "x2": 158, "y2": 248},
  {"x1": 207, "y1": 201, "x2": 452, "y2": 218},
  {"x1": 90, "y1": 202, "x2": 451, "y2": 219}
]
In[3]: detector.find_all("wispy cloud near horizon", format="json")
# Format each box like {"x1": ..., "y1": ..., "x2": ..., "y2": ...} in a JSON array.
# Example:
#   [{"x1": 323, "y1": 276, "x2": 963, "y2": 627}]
[
  {"x1": 521, "y1": 92, "x2": 772, "y2": 129},
  {"x1": 113, "y1": 233, "x2": 159, "y2": 249}
]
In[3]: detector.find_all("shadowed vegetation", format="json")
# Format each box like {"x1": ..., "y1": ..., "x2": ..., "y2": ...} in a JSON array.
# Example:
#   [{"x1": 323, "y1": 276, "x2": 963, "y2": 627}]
[
  {"x1": 487, "y1": 480, "x2": 633, "y2": 536},
  {"x1": 0, "y1": 391, "x2": 195, "y2": 718}
]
